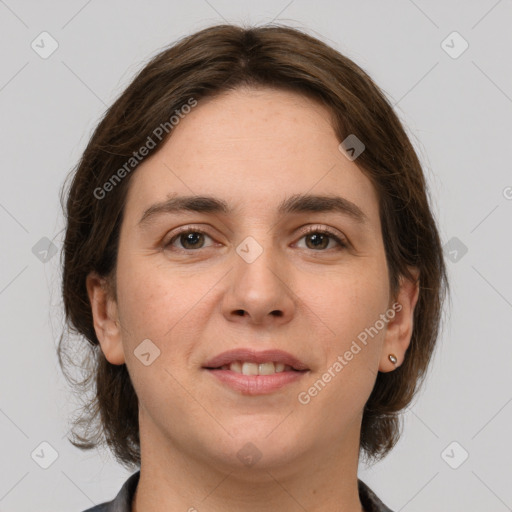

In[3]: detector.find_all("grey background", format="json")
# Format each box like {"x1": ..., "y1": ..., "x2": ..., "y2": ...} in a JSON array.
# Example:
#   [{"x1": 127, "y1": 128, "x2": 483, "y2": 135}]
[{"x1": 1, "y1": 1, "x2": 511, "y2": 510}]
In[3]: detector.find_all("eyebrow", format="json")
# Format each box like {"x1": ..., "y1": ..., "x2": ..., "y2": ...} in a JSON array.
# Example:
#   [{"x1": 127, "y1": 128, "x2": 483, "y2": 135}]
[{"x1": 138, "y1": 193, "x2": 368, "y2": 227}]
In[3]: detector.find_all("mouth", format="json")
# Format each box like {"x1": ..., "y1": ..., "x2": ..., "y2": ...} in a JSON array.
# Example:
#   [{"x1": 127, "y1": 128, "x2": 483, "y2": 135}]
[
  {"x1": 202, "y1": 348, "x2": 309, "y2": 373},
  {"x1": 202, "y1": 348, "x2": 310, "y2": 395},
  {"x1": 205, "y1": 360, "x2": 307, "y2": 375}
]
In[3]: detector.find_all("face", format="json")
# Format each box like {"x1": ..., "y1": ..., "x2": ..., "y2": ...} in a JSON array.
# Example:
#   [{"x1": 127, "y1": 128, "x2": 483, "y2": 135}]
[{"x1": 88, "y1": 87, "x2": 418, "y2": 476}]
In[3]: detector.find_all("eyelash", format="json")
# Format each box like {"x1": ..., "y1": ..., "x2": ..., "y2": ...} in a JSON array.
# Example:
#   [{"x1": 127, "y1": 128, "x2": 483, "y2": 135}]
[{"x1": 164, "y1": 225, "x2": 348, "y2": 253}]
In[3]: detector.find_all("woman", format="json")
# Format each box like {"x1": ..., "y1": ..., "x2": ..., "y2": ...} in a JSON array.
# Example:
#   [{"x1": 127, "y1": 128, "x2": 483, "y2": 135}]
[{"x1": 59, "y1": 23, "x2": 448, "y2": 512}]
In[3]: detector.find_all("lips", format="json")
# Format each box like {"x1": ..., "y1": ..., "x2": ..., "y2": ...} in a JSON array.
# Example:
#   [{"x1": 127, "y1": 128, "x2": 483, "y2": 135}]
[
  {"x1": 203, "y1": 348, "x2": 309, "y2": 395},
  {"x1": 202, "y1": 348, "x2": 309, "y2": 372}
]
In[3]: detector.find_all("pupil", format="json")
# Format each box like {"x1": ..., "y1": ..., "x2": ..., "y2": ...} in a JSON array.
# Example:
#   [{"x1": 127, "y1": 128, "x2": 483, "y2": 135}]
[
  {"x1": 183, "y1": 232, "x2": 202, "y2": 248},
  {"x1": 308, "y1": 233, "x2": 327, "y2": 249}
]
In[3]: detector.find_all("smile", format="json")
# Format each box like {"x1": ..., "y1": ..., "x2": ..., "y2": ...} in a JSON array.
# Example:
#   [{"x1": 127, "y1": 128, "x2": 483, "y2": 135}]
[{"x1": 215, "y1": 361, "x2": 298, "y2": 375}]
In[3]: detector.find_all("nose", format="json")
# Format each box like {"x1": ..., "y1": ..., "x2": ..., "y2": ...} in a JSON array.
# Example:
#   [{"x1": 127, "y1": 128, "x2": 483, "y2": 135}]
[{"x1": 221, "y1": 239, "x2": 296, "y2": 327}]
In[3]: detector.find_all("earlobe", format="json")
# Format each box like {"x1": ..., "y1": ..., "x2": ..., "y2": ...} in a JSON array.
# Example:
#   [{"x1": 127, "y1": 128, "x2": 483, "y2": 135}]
[
  {"x1": 86, "y1": 271, "x2": 126, "y2": 365},
  {"x1": 379, "y1": 268, "x2": 420, "y2": 372}
]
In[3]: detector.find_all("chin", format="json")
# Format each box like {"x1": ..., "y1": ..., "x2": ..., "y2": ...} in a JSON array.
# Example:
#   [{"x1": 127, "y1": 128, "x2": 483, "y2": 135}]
[{"x1": 204, "y1": 423, "x2": 305, "y2": 469}]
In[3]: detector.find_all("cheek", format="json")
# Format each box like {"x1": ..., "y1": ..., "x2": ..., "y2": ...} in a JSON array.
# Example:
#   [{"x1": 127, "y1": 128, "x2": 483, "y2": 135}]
[
  {"x1": 115, "y1": 255, "x2": 217, "y2": 350},
  {"x1": 303, "y1": 264, "x2": 389, "y2": 344},
  {"x1": 115, "y1": 258, "x2": 182, "y2": 340},
  {"x1": 297, "y1": 274, "x2": 388, "y2": 420}
]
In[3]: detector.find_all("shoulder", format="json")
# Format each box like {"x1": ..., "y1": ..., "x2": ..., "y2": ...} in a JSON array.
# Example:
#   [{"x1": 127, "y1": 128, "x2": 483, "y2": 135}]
[
  {"x1": 79, "y1": 470, "x2": 140, "y2": 512},
  {"x1": 358, "y1": 478, "x2": 394, "y2": 512},
  {"x1": 81, "y1": 505, "x2": 110, "y2": 512}
]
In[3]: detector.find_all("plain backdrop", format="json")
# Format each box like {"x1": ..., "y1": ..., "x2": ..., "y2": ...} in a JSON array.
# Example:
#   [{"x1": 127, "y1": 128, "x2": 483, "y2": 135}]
[{"x1": 1, "y1": 1, "x2": 511, "y2": 511}]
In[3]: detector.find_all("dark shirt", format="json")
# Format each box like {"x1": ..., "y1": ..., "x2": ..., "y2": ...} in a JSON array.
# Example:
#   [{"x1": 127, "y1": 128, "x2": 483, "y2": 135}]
[{"x1": 82, "y1": 471, "x2": 393, "y2": 512}]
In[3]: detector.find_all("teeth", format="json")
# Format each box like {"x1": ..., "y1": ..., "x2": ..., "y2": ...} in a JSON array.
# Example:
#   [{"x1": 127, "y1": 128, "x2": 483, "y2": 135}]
[
  {"x1": 229, "y1": 361, "x2": 242, "y2": 373},
  {"x1": 226, "y1": 361, "x2": 291, "y2": 375},
  {"x1": 242, "y1": 362, "x2": 259, "y2": 375},
  {"x1": 258, "y1": 362, "x2": 275, "y2": 375}
]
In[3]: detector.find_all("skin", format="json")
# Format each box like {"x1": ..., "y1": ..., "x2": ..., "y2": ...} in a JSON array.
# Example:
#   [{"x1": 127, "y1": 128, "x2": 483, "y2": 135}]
[{"x1": 87, "y1": 86, "x2": 419, "y2": 512}]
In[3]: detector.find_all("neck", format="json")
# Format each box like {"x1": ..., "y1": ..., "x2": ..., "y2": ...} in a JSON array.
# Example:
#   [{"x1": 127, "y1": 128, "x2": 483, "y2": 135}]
[{"x1": 132, "y1": 413, "x2": 365, "y2": 512}]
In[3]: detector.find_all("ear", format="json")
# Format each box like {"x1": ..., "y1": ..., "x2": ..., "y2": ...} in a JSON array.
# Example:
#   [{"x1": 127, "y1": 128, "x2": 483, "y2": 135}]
[
  {"x1": 86, "y1": 271, "x2": 126, "y2": 365},
  {"x1": 379, "y1": 268, "x2": 420, "y2": 372}
]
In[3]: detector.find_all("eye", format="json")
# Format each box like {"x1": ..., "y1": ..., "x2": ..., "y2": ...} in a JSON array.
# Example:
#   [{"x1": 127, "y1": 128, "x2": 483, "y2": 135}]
[
  {"x1": 164, "y1": 227, "x2": 215, "y2": 251},
  {"x1": 163, "y1": 225, "x2": 348, "y2": 253},
  {"x1": 295, "y1": 226, "x2": 348, "y2": 251}
]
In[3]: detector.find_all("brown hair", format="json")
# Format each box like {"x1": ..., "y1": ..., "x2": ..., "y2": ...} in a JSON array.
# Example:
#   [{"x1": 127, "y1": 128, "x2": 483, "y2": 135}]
[{"x1": 58, "y1": 23, "x2": 448, "y2": 470}]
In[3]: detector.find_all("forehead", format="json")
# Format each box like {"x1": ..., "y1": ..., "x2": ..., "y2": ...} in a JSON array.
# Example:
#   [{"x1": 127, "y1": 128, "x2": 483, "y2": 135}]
[{"x1": 123, "y1": 87, "x2": 380, "y2": 227}]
